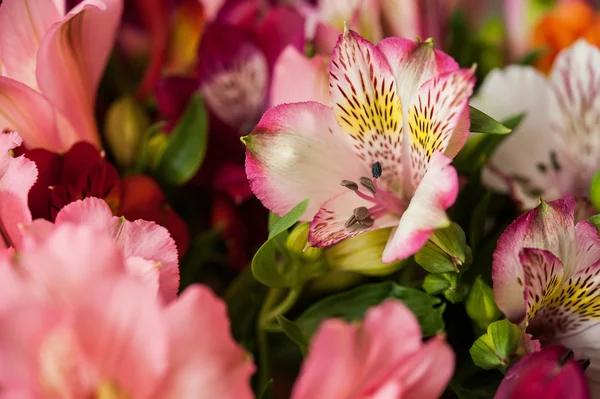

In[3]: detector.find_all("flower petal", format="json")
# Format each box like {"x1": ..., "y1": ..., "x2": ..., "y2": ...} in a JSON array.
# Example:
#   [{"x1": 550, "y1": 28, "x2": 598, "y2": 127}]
[
  {"x1": 382, "y1": 152, "x2": 458, "y2": 263},
  {"x1": 329, "y1": 30, "x2": 404, "y2": 190},
  {"x1": 270, "y1": 46, "x2": 329, "y2": 106},
  {"x1": 0, "y1": 0, "x2": 62, "y2": 91},
  {"x1": 556, "y1": 323, "x2": 600, "y2": 396},
  {"x1": 244, "y1": 102, "x2": 367, "y2": 219},
  {"x1": 0, "y1": 132, "x2": 37, "y2": 248},
  {"x1": 197, "y1": 23, "x2": 268, "y2": 133},
  {"x1": 473, "y1": 65, "x2": 562, "y2": 210},
  {"x1": 36, "y1": 0, "x2": 124, "y2": 149},
  {"x1": 407, "y1": 68, "x2": 475, "y2": 191},
  {"x1": 156, "y1": 285, "x2": 255, "y2": 398}
]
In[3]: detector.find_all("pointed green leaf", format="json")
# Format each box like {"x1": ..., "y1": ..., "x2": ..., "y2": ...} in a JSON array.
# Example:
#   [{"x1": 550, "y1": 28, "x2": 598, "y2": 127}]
[
  {"x1": 276, "y1": 315, "x2": 308, "y2": 355},
  {"x1": 268, "y1": 198, "x2": 309, "y2": 239},
  {"x1": 469, "y1": 106, "x2": 512, "y2": 134},
  {"x1": 155, "y1": 93, "x2": 209, "y2": 185}
]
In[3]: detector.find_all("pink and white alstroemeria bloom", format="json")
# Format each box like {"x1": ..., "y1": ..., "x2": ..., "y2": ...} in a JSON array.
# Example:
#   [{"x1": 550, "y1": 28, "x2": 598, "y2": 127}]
[
  {"x1": 291, "y1": 300, "x2": 454, "y2": 399},
  {"x1": 492, "y1": 198, "x2": 600, "y2": 395},
  {"x1": 471, "y1": 39, "x2": 600, "y2": 213},
  {"x1": 0, "y1": 0, "x2": 123, "y2": 152},
  {"x1": 245, "y1": 30, "x2": 475, "y2": 262}
]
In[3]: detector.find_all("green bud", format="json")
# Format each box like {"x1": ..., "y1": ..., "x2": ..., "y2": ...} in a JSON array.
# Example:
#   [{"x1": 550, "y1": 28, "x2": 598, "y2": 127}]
[
  {"x1": 466, "y1": 276, "x2": 501, "y2": 329},
  {"x1": 423, "y1": 272, "x2": 467, "y2": 303},
  {"x1": 415, "y1": 222, "x2": 472, "y2": 274},
  {"x1": 325, "y1": 228, "x2": 405, "y2": 276},
  {"x1": 470, "y1": 319, "x2": 522, "y2": 373},
  {"x1": 147, "y1": 133, "x2": 170, "y2": 170},
  {"x1": 306, "y1": 270, "x2": 364, "y2": 295},
  {"x1": 286, "y1": 223, "x2": 323, "y2": 262},
  {"x1": 104, "y1": 96, "x2": 149, "y2": 167},
  {"x1": 590, "y1": 170, "x2": 600, "y2": 212}
]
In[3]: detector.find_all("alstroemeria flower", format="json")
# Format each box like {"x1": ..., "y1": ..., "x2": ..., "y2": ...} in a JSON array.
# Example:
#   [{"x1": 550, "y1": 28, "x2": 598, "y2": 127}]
[
  {"x1": 290, "y1": 300, "x2": 454, "y2": 399},
  {"x1": 471, "y1": 39, "x2": 600, "y2": 213},
  {"x1": 0, "y1": 224, "x2": 254, "y2": 398},
  {"x1": 0, "y1": 0, "x2": 123, "y2": 152},
  {"x1": 492, "y1": 198, "x2": 600, "y2": 395},
  {"x1": 245, "y1": 30, "x2": 475, "y2": 262}
]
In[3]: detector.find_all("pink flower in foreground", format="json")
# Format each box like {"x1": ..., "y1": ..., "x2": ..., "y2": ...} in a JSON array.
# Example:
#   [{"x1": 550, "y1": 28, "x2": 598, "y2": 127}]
[
  {"x1": 244, "y1": 30, "x2": 475, "y2": 263},
  {"x1": 492, "y1": 198, "x2": 600, "y2": 395},
  {"x1": 0, "y1": 224, "x2": 255, "y2": 398},
  {"x1": 0, "y1": 0, "x2": 123, "y2": 152},
  {"x1": 291, "y1": 300, "x2": 454, "y2": 399},
  {"x1": 496, "y1": 345, "x2": 589, "y2": 399}
]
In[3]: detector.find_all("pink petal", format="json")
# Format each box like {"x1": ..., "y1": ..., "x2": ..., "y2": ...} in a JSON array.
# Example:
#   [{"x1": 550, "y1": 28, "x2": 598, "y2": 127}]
[
  {"x1": 36, "y1": 0, "x2": 124, "y2": 149},
  {"x1": 308, "y1": 191, "x2": 398, "y2": 248},
  {"x1": 556, "y1": 323, "x2": 600, "y2": 396},
  {"x1": 0, "y1": 77, "x2": 78, "y2": 151},
  {"x1": 492, "y1": 199, "x2": 577, "y2": 323},
  {"x1": 291, "y1": 300, "x2": 424, "y2": 399},
  {"x1": 125, "y1": 256, "x2": 160, "y2": 296},
  {"x1": 244, "y1": 102, "x2": 367, "y2": 220},
  {"x1": 0, "y1": 132, "x2": 37, "y2": 249},
  {"x1": 407, "y1": 68, "x2": 475, "y2": 191},
  {"x1": 0, "y1": 0, "x2": 62, "y2": 91},
  {"x1": 379, "y1": 0, "x2": 420, "y2": 41},
  {"x1": 382, "y1": 152, "x2": 458, "y2": 263},
  {"x1": 54, "y1": 196, "x2": 114, "y2": 229},
  {"x1": 377, "y1": 37, "x2": 459, "y2": 108},
  {"x1": 574, "y1": 220, "x2": 600, "y2": 271},
  {"x1": 270, "y1": 46, "x2": 329, "y2": 106},
  {"x1": 200, "y1": 0, "x2": 226, "y2": 20},
  {"x1": 328, "y1": 30, "x2": 404, "y2": 183},
  {"x1": 72, "y1": 277, "x2": 168, "y2": 397},
  {"x1": 156, "y1": 285, "x2": 255, "y2": 398}
]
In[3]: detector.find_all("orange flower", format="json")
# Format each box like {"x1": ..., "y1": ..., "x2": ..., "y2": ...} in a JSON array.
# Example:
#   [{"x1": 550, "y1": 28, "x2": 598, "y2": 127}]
[{"x1": 532, "y1": 1, "x2": 600, "y2": 72}]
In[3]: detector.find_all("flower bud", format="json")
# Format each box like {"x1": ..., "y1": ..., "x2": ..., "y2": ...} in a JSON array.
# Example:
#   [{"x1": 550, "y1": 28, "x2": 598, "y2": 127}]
[
  {"x1": 496, "y1": 346, "x2": 590, "y2": 399},
  {"x1": 466, "y1": 276, "x2": 501, "y2": 329},
  {"x1": 325, "y1": 228, "x2": 405, "y2": 276},
  {"x1": 470, "y1": 319, "x2": 524, "y2": 372},
  {"x1": 422, "y1": 272, "x2": 467, "y2": 303},
  {"x1": 104, "y1": 96, "x2": 150, "y2": 167},
  {"x1": 415, "y1": 222, "x2": 472, "y2": 274},
  {"x1": 286, "y1": 223, "x2": 323, "y2": 262}
]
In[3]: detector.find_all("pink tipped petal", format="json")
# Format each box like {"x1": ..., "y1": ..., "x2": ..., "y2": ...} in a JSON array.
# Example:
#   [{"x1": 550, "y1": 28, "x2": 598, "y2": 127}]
[
  {"x1": 157, "y1": 285, "x2": 255, "y2": 398},
  {"x1": 270, "y1": 46, "x2": 329, "y2": 106},
  {"x1": 0, "y1": 132, "x2": 37, "y2": 249},
  {"x1": 574, "y1": 220, "x2": 600, "y2": 272},
  {"x1": 382, "y1": 152, "x2": 458, "y2": 263},
  {"x1": 125, "y1": 256, "x2": 160, "y2": 296},
  {"x1": 245, "y1": 102, "x2": 367, "y2": 219},
  {"x1": 377, "y1": 38, "x2": 459, "y2": 107},
  {"x1": 54, "y1": 197, "x2": 114, "y2": 229},
  {"x1": 0, "y1": 77, "x2": 77, "y2": 151},
  {"x1": 556, "y1": 323, "x2": 600, "y2": 396},
  {"x1": 198, "y1": 23, "x2": 268, "y2": 133},
  {"x1": 0, "y1": 0, "x2": 62, "y2": 90},
  {"x1": 329, "y1": 29, "x2": 404, "y2": 180},
  {"x1": 72, "y1": 277, "x2": 168, "y2": 397},
  {"x1": 407, "y1": 68, "x2": 475, "y2": 189},
  {"x1": 36, "y1": 0, "x2": 124, "y2": 149}
]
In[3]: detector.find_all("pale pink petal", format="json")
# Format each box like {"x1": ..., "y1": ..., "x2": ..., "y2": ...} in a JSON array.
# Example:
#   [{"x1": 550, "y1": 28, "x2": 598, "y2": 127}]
[
  {"x1": 36, "y1": 0, "x2": 124, "y2": 148},
  {"x1": 313, "y1": 22, "x2": 341, "y2": 56},
  {"x1": 0, "y1": 0, "x2": 62, "y2": 90},
  {"x1": 354, "y1": 0, "x2": 383, "y2": 45},
  {"x1": 270, "y1": 46, "x2": 329, "y2": 106},
  {"x1": 556, "y1": 323, "x2": 600, "y2": 395},
  {"x1": 54, "y1": 197, "x2": 114, "y2": 230},
  {"x1": 377, "y1": 37, "x2": 459, "y2": 109},
  {"x1": 574, "y1": 220, "x2": 600, "y2": 272},
  {"x1": 199, "y1": 0, "x2": 226, "y2": 21},
  {"x1": 245, "y1": 102, "x2": 367, "y2": 220},
  {"x1": 72, "y1": 277, "x2": 168, "y2": 397},
  {"x1": 472, "y1": 66, "x2": 562, "y2": 210},
  {"x1": 291, "y1": 300, "x2": 423, "y2": 399},
  {"x1": 155, "y1": 285, "x2": 255, "y2": 398},
  {"x1": 125, "y1": 256, "x2": 160, "y2": 296},
  {"x1": 407, "y1": 68, "x2": 475, "y2": 191},
  {"x1": 504, "y1": 0, "x2": 529, "y2": 60},
  {"x1": 328, "y1": 30, "x2": 404, "y2": 193},
  {"x1": 18, "y1": 224, "x2": 126, "y2": 302},
  {"x1": 379, "y1": 0, "x2": 419, "y2": 41},
  {"x1": 382, "y1": 152, "x2": 458, "y2": 263},
  {"x1": 308, "y1": 191, "x2": 398, "y2": 248},
  {"x1": 0, "y1": 132, "x2": 37, "y2": 249},
  {"x1": 0, "y1": 77, "x2": 77, "y2": 151}
]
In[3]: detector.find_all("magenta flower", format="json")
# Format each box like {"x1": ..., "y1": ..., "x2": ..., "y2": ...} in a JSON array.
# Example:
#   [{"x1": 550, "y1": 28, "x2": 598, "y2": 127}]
[
  {"x1": 496, "y1": 346, "x2": 590, "y2": 399},
  {"x1": 291, "y1": 300, "x2": 454, "y2": 399},
  {"x1": 493, "y1": 198, "x2": 600, "y2": 394},
  {"x1": 0, "y1": 0, "x2": 123, "y2": 152},
  {"x1": 244, "y1": 30, "x2": 475, "y2": 262}
]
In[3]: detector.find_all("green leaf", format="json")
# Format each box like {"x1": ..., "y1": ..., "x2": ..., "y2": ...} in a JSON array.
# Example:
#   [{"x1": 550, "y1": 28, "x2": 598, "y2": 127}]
[
  {"x1": 268, "y1": 212, "x2": 282, "y2": 232},
  {"x1": 155, "y1": 94, "x2": 209, "y2": 185},
  {"x1": 469, "y1": 106, "x2": 512, "y2": 134},
  {"x1": 466, "y1": 276, "x2": 501, "y2": 329},
  {"x1": 258, "y1": 379, "x2": 273, "y2": 399},
  {"x1": 518, "y1": 47, "x2": 546, "y2": 66},
  {"x1": 295, "y1": 282, "x2": 445, "y2": 342},
  {"x1": 276, "y1": 315, "x2": 308, "y2": 355},
  {"x1": 470, "y1": 319, "x2": 522, "y2": 372},
  {"x1": 590, "y1": 170, "x2": 600, "y2": 212},
  {"x1": 469, "y1": 192, "x2": 492, "y2": 251},
  {"x1": 131, "y1": 121, "x2": 166, "y2": 175},
  {"x1": 268, "y1": 198, "x2": 309, "y2": 239},
  {"x1": 415, "y1": 223, "x2": 471, "y2": 274},
  {"x1": 589, "y1": 214, "x2": 600, "y2": 232}
]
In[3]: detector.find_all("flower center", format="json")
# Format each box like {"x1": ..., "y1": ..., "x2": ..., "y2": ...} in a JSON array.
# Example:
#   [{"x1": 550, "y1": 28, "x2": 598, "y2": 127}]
[{"x1": 340, "y1": 162, "x2": 406, "y2": 229}]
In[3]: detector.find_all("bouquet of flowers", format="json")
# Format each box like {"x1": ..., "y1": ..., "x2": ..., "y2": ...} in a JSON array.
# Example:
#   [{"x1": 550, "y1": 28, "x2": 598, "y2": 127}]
[{"x1": 0, "y1": 0, "x2": 599, "y2": 397}]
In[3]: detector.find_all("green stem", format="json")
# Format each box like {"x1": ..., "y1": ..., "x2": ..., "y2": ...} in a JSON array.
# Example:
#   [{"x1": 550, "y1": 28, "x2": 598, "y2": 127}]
[{"x1": 261, "y1": 288, "x2": 302, "y2": 326}]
